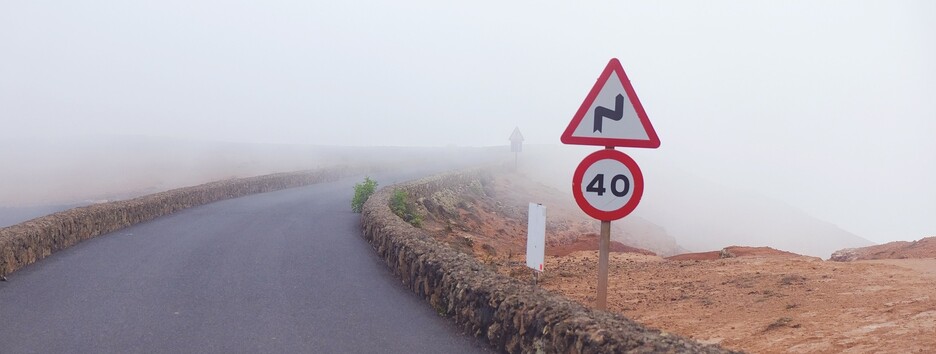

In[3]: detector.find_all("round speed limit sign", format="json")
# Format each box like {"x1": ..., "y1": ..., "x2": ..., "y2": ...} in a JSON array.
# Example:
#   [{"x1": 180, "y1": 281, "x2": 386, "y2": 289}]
[{"x1": 572, "y1": 149, "x2": 644, "y2": 221}]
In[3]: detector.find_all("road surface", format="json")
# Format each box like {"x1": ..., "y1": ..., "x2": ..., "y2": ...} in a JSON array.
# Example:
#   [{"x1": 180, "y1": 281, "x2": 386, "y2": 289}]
[{"x1": 0, "y1": 171, "x2": 491, "y2": 353}]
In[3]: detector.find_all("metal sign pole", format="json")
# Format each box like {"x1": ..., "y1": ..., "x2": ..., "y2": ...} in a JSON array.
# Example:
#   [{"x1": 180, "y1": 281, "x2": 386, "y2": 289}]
[{"x1": 597, "y1": 220, "x2": 611, "y2": 310}]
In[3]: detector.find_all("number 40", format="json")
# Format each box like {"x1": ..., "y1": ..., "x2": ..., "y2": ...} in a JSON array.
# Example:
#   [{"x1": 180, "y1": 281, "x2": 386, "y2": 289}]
[{"x1": 586, "y1": 173, "x2": 630, "y2": 197}]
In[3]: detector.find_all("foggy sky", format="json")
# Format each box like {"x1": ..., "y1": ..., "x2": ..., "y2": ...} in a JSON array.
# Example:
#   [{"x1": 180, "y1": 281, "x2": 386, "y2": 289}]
[{"x1": 1, "y1": 1, "x2": 934, "y2": 243}]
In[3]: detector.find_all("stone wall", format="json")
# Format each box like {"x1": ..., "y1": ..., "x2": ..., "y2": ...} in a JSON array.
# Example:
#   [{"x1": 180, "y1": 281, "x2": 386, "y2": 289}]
[
  {"x1": 0, "y1": 167, "x2": 355, "y2": 276},
  {"x1": 361, "y1": 170, "x2": 738, "y2": 353}
]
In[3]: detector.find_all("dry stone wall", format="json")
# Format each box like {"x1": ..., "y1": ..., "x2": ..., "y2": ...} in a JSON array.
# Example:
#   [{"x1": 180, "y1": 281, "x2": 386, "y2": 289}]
[
  {"x1": 0, "y1": 168, "x2": 355, "y2": 276},
  {"x1": 361, "y1": 170, "x2": 738, "y2": 354}
]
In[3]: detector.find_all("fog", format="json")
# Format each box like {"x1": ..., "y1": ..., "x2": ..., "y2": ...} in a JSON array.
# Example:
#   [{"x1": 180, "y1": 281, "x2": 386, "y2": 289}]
[
  {"x1": 1, "y1": 1, "x2": 934, "y2": 245},
  {"x1": 517, "y1": 145, "x2": 875, "y2": 258}
]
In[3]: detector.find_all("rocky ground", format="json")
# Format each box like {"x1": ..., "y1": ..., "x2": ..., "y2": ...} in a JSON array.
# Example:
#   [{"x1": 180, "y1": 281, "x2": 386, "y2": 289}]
[
  {"x1": 831, "y1": 237, "x2": 936, "y2": 261},
  {"x1": 537, "y1": 252, "x2": 936, "y2": 353},
  {"x1": 416, "y1": 170, "x2": 936, "y2": 353},
  {"x1": 417, "y1": 170, "x2": 683, "y2": 259}
]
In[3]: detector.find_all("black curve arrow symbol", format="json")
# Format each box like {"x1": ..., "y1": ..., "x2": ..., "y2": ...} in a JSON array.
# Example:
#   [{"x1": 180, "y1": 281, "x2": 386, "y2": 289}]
[{"x1": 593, "y1": 94, "x2": 625, "y2": 133}]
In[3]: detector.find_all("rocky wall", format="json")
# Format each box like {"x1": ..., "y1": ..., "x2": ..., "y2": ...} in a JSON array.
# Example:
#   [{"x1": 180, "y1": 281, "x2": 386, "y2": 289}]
[
  {"x1": 0, "y1": 168, "x2": 355, "y2": 276},
  {"x1": 361, "y1": 170, "x2": 738, "y2": 353}
]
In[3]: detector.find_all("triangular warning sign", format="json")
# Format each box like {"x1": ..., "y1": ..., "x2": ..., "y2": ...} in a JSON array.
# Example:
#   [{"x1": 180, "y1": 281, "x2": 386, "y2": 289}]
[{"x1": 560, "y1": 58, "x2": 660, "y2": 148}]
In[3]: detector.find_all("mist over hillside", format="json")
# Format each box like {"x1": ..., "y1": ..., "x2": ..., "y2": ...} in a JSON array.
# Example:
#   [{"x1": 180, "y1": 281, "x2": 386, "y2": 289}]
[
  {"x1": 0, "y1": 135, "x2": 901, "y2": 258},
  {"x1": 516, "y1": 145, "x2": 874, "y2": 258},
  {"x1": 0, "y1": 135, "x2": 502, "y2": 208},
  {"x1": 2, "y1": 0, "x2": 932, "y2": 246}
]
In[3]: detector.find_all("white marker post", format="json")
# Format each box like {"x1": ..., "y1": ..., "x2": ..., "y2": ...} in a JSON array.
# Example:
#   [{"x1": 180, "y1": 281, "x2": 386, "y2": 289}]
[{"x1": 526, "y1": 203, "x2": 546, "y2": 285}]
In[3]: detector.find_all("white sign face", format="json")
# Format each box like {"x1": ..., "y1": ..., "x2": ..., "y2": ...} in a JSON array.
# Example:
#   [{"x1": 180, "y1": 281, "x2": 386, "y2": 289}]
[
  {"x1": 572, "y1": 149, "x2": 645, "y2": 221},
  {"x1": 579, "y1": 159, "x2": 636, "y2": 213},
  {"x1": 570, "y1": 73, "x2": 648, "y2": 141},
  {"x1": 560, "y1": 58, "x2": 660, "y2": 149},
  {"x1": 526, "y1": 203, "x2": 546, "y2": 272}
]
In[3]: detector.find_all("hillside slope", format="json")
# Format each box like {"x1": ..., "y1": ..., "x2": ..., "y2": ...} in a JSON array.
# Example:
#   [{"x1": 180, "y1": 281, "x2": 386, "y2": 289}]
[
  {"x1": 831, "y1": 236, "x2": 936, "y2": 261},
  {"x1": 416, "y1": 170, "x2": 685, "y2": 258},
  {"x1": 516, "y1": 145, "x2": 874, "y2": 258},
  {"x1": 418, "y1": 166, "x2": 936, "y2": 353}
]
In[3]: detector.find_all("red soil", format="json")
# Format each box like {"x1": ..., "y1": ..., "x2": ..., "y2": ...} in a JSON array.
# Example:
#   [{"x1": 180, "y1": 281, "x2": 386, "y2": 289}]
[
  {"x1": 831, "y1": 236, "x2": 936, "y2": 261},
  {"x1": 547, "y1": 233, "x2": 656, "y2": 257},
  {"x1": 419, "y1": 170, "x2": 936, "y2": 353},
  {"x1": 666, "y1": 246, "x2": 807, "y2": 261}
]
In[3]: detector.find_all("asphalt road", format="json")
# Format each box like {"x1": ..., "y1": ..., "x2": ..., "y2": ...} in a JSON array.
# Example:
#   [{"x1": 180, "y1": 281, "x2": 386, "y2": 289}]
[{"x1": 0, "y1": 171, "x2": 491, "y2": 353}]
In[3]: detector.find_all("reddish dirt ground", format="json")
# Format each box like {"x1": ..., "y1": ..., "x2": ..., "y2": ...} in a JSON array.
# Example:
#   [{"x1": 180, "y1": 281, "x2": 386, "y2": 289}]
[
  {"x1": 831, "y1": 237, "x2": 936, "y2": 261},
  {"x1": 418, "y1": 172, "x2": 662, "y2": 261},
  {"x1": 534, "y1": 252, "x2": 936, "y2": 353},
  {"x1": 548, "y1": 233, "x2": 655, "y2": 257},
  {"x1": 418, "y1": 170, "x2": 936, "y2": 353},
  {"x1": 667, "y1": 246, "x2": 810, "y2": 261}
]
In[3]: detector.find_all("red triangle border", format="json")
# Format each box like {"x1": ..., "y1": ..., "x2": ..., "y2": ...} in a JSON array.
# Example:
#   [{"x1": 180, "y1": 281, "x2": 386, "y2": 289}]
[{"x1": 560, "y1": 58, "x2": 660, "y2": 149}]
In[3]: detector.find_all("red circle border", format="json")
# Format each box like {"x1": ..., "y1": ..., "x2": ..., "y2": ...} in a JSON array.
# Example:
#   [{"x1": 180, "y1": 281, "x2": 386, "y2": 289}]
[{"x1": 571, "y1": 149, "x2": 644, "y2": 221}]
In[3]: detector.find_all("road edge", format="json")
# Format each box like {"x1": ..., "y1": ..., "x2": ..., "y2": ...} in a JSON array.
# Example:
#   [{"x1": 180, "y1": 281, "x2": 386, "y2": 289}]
[{"x1": 0, "y1": 166, "x2": 363, "y2": 277}]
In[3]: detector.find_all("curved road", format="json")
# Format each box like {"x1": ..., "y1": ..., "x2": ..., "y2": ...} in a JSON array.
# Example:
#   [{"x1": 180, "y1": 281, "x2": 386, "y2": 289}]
[{"x1": 0, "y1": 171, "x2": 490, "y2": 353}]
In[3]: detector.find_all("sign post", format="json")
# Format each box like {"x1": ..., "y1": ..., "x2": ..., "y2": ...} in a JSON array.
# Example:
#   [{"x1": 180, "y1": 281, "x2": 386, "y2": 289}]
[
  {"x1": 561, "y1": 58, "x2": 659, "y2": 310},
  {"x1": 598, "y1": 219, "x2": 611, "y2": 309}
]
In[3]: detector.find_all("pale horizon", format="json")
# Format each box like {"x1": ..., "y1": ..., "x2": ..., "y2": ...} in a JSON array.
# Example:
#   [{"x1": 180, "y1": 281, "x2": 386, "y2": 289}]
[{"x1": 2, "y1": 1, "x2": 933, "y2": 245}]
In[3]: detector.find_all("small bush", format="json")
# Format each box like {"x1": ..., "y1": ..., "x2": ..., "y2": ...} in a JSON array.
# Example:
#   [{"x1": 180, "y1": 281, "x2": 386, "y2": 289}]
[
  {"x1": 390, "y1": 189, "x2": 422, "y2": 227},
  {"x1": 389, "y1": 189, "x2": 406, "y2": 216},
  {"x1": 351, "y1": 177, "x2": 378, "y2": 213}
]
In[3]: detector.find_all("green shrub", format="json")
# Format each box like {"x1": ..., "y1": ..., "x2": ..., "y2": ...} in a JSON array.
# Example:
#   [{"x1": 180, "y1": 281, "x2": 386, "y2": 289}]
[
  {"x1": 351, "y1": 177, "x2": 378, "y2": 213},
  {"x1": 390, "y1": 189, "x2": 423, "y2": 227},
  {"x1": 389, "y1": 189, "x2": 407, "y2": 216}
]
